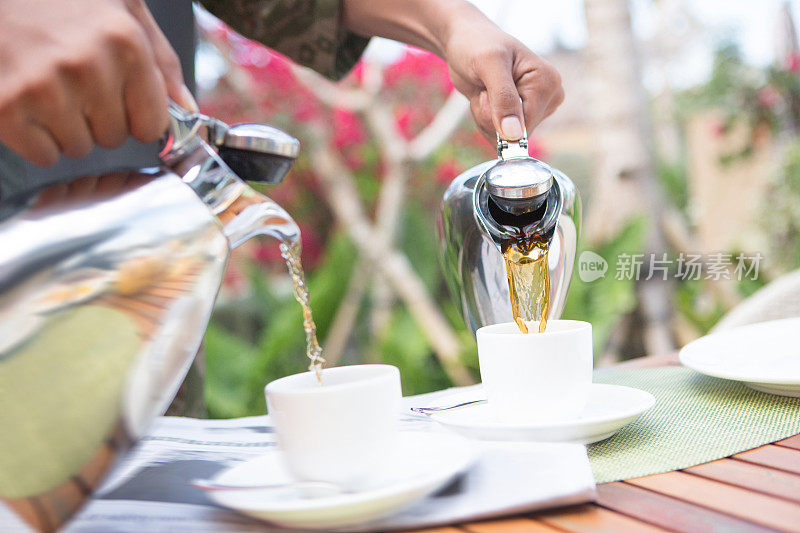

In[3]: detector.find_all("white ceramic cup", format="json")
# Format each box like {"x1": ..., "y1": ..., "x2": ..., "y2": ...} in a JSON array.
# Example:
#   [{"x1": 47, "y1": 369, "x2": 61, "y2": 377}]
[
  {"x1": 476, "y1": 320, "x2": 593, "y2": 424},
  {"x1": 265, "y1": 364, "x2": 402, "y2": 490}
]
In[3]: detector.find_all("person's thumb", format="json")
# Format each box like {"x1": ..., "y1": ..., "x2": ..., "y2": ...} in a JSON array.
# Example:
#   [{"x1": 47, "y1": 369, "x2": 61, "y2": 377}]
[
  {"x1": 479, "y1": 59, "x2": 524, "y2": 140},
  {"x1": 127, "y1": 0, "x2": 198, "y2": 113}
]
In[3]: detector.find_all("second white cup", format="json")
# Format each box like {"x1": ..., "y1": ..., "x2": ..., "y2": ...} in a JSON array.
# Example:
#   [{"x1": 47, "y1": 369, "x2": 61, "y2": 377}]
[{"x1": 476, "y1": 320, "x2": 593, "y2": 424}]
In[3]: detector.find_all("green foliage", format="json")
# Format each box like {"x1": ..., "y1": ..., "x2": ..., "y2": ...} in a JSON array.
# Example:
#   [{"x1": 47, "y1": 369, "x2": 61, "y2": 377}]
[
  {"x1": 371, "y1": 307, "x2": 452, "y2": 396},
  {"x1": 674, "y1": 280, "x2": 726, "y2": 335},
  {"x1": 400, "y1": 202, "x2": 443, "y2": 292},
  {"x1": 678, "y1": 42, "x2": 800, "y2": 163},
  {"x1": 681, "y1": 43, "x2": 751, "y2": 111},
  {"x1": 203, "y1": 325, "x2": 260, "y2": 418},
  {"x1": 759, "y1": 140, "x2": 800, "y2": 274},
  {"x1": 657, "y1": 160, "x2": 689, "y2": 214},
  {"x1": 562, "y1": 218, "x2": 648, "y2": 355}
]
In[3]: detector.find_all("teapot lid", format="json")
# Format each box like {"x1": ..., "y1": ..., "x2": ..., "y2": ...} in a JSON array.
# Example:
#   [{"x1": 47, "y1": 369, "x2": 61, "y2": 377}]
[
  {"x1": 222, "y1": 124, "x2": 300, "y2": 159},
  {"x1": 485, "y1": 130, "x2": 553, "y2": 200}
]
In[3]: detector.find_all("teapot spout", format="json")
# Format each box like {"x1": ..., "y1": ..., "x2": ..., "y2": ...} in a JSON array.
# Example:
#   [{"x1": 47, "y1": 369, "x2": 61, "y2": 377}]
[{"x1": 221, "y1": 191, "x2": 300, "y2": 250}]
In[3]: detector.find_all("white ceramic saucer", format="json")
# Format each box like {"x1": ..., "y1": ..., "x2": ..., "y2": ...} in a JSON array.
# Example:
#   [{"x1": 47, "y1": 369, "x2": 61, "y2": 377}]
[
  {"x1": 423, "y1": 384, "x2": 655, "y2": 444},
  {"x1": 680, "y1": 317, "x2": 800, "y2": 397},
  {"x1": 208, "y1": 431, "x2": 476, "y2": 530}
]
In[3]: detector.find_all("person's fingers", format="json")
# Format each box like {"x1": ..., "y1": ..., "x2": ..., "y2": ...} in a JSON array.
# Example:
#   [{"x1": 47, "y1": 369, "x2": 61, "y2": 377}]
[
  {"x1": 470, "y1": 91, "x2": 497, "y2": 143},
  {"x1": 37, "y1": 87, "x2": 94, "y2": 158},
  {"x1": 124, "y1": 62, "x2": 169, "y2": 144},
  {"x1": 517, "y1": 61, "x2": 563, "y2": 132},
  {"x1": 81, "y1": 53, "x2": 130, "y2": 150},
  {"x1": 127, "y1": 0, "x2": 198, "y2": 112},
  {"x1": 49, "y1": 112, "x2": 94, "y2": 159},
  {"x1": 474, "y1": 50, "x2": 524, "y2": 140},
  {"x1": 0, "y1": 71, "x2": 90, "y2": 163},
  {"x1": 112, "y1": 21, "x2": 170, "y2": 143},
  {"x1": 0, "y1": 120, "x2": 61, "y2": 167}
]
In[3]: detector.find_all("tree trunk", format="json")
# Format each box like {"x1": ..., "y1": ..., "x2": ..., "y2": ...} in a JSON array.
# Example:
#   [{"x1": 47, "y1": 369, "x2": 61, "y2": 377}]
[{"x1": 583, "y1": 0, "x2": 675, "y2": 357}]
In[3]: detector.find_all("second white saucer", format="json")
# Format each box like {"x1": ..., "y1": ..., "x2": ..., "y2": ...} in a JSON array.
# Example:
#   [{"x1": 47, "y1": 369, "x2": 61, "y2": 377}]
[{"x1": 423, "y1": 384, "x2": 655, "y2": 444}]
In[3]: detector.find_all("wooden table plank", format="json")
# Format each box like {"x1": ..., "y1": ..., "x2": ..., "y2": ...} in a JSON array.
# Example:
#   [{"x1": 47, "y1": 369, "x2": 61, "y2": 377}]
[
  {"x1": 596, "y1": 481, "x2": 774, "y2": 533},
  {"x1": 462, "y1": 518, "x2": 563, "y2": 532},
  {"x1": 777, "y1": 435, "x2": 800, "y2": 451},
  {"x1": 686, "y1": 458, "x2": 800, "y2": 504},
  {"x1": 734, "y1": 445, "x2": 800, "y2": 476},
  {"x1": 535, "y1": 504, "x2": 668, "y2": 533},
  {"x1": 626, "y1": 471, "x2": 800, "y2": 531}
]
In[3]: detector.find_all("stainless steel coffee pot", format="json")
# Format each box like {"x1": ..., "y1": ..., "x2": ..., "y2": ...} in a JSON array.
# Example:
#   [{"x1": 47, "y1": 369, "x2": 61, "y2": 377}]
[
  {"x1": 438, "y1": 132, "x2": 581, "y2": 333},
  {"x1": 0, "y1": 103, "x2": 300, "y2": 531}
]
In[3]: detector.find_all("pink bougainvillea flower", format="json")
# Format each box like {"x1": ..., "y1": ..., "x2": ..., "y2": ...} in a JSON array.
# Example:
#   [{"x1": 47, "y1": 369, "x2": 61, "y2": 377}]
[
  {"x1": 292, "y1": 97, "x2": 321, "y2": 122},
  {"x1": 785, "y1": 50, "x2": 800, "y2": 73},
  {"x1": 332, "y1": 108, "x2": 366, "y2": 149},
  {"x1": 239, "y1": 45, "x2": 297, "y2": 92},
  {"x1": 221, "y1": 258, "x2": 247, "y2": 295},
  {"x1": 436, "y1": 159, "x2": 461, "y2": 186},
  {"x1": 344, "y1": 151, "x2": 364, "y2": 170},
  {"x1": 527, "y1": 137, "x2": 547, "y2": 159},
  {"x1": 351, "y1": 61, "x2": 366, "y2": 84},
  {"x1": 756, "y1": 86, "x2": 780, "y2": 108},
  {"x1": 384, "y1": 48, "x2": 452, "y2": 96},
  {"x1": 711, "y1": 118, "x2": 728, "y2": 138},
  {"x1": 394, "y1": 105, "x2": 414, "y2": 139},
  {"x1": 298, "y1": 223, "x2": 324, "y2": 267},
  {"x1": 254, "y1": 242, "x2": 282, "y2": 264},
  {"x1": 393, "y1": 104, "x2": 433, "y2": 140}
]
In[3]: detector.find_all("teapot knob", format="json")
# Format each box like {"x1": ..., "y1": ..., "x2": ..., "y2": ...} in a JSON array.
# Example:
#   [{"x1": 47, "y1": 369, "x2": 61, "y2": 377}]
[{"x1": 484, "y1": 122, "x2": 554, "y2": 216}]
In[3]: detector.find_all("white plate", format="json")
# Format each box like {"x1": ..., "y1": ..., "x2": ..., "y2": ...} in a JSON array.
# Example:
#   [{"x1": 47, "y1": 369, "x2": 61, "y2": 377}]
[
  {"x1": 423, "y1": 384, "x2": 655, "y2": 444},
  {"x1": 680, "y1": 317, "x2": 800, "y2": 397},
  {"x1": 209, "y1": 431, "x2": 476, "y2": 530}
]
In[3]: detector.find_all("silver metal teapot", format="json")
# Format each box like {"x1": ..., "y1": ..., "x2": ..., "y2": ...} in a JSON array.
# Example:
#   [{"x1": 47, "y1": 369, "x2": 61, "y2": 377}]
[
  {"x1": 0, "y1": 103, "x2": 300, "y2": 530},
  {"x1": 438, "y1": 132, "x2": 581, "y2": 333}
]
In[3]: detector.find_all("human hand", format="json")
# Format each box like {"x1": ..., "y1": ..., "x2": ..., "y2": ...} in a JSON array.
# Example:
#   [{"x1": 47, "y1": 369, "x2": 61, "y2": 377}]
[
  {"x1": 0, "y1": 0, "x2": 197, "y2": 166},
  {"x1": 443, "y1": 8, "x2": 564, "y2": 142},
  {"x1": 341, "y1": 0, "x2": 563, "y2": 143}
]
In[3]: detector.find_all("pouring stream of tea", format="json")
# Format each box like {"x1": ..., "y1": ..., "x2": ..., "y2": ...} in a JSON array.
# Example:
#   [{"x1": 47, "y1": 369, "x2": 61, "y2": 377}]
[
  {"x1": 217, "y1": 190, "x2": 326, "y2": 382},
  {"x1": 280, "y1": 241, "x2": 325, "y2": 382},
  {"x1": 503, "y1": 240, "x2": 550, "y2": 334}
]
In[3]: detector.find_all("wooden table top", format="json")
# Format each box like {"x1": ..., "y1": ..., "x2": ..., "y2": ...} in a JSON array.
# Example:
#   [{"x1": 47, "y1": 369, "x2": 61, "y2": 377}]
[{"x1": 412, "y1": 354, "x2": 800, "y2": 533}]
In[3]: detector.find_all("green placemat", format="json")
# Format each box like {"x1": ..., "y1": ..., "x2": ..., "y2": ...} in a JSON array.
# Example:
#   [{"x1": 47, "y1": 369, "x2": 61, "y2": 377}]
[{"x1": 589, "y1": 366, "x2": 800, "y2": 483}]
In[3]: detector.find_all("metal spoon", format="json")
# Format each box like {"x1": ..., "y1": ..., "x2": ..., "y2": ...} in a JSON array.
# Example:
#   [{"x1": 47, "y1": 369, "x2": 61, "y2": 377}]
[
  {"x1": 191, "y1": 478, "x2": 346, "y2": 498},
  {"x1": 411, "y1": 399, "x2": 487, "y2": 415}
]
